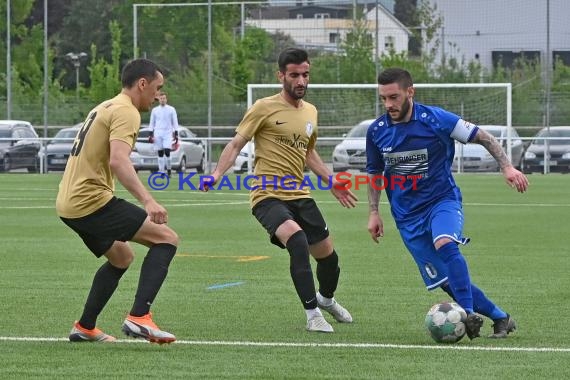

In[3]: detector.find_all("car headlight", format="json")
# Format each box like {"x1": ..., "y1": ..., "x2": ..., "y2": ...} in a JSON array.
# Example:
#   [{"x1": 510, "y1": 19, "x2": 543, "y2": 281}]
[
  {"x1": 562, "y1": 152, "x2": 570, "y2": 159},
  {"x1": 239, "y1": 151, "x2": 248, "y2": 157},
  {"x1": 524, "y1": 151, "x2": 536, "y2": 159},
  {"x1": 334, "y1": 148, "x2": 347, "y2": 156}
]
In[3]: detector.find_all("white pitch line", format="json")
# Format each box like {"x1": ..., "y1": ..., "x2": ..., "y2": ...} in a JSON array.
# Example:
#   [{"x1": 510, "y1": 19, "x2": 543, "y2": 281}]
[
  {"x1": 1, "y1": 336, "x2": 569, "y2": 353},
  {"x1": 1, "y1": 200, "x2": 569, "y2": 209}
]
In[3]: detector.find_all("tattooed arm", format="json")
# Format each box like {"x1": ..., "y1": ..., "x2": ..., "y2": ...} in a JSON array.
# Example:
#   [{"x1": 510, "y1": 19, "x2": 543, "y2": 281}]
[
  {"x1": 470, "y1": 128, "x2": 511, "y2": 170},
  {"x1": 367, "y1": 174, "x2": 384, "y2": 243},
  {"x1": 470, "y1": 128, "x2": 530, "y2": 193}
]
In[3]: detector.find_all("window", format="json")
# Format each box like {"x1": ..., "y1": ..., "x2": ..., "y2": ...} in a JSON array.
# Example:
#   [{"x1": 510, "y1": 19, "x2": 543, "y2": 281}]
[
  {"x1": 384, "y1": 36, "x2": 395, "y2": 50},
  {"x1": 296, "y1": 14, "x2": 303, "y2": 19},
  {"x1": 553, "y1": 51, "x2": 570, "y2": 67},
  {"x1": 492, "y1": 51, "x2": 540, "y2": 69},
  {"x1": 315, "y1": 13, "x2": 329, "y2": 19},
  {"x1": 329, "y1": 33, "x2": 340, "y2": 44}
]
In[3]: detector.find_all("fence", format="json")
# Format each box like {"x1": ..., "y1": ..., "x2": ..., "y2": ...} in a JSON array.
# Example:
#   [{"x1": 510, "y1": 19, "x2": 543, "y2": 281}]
[
  {"x1": 1, "y1": 1, "x2": 569, "y2": 131},
  {"x1": 2, "y1": 130, "x2": 569, "y2": 176}
]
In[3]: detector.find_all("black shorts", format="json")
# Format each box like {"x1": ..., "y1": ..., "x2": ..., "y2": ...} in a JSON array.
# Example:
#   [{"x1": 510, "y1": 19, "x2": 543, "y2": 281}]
[
  {"x1": 60, "y1": 197, "x2": 147, "y2": 257},
  {"x1": 252, "y1": 197, "x2": 329, "y2": 248}
]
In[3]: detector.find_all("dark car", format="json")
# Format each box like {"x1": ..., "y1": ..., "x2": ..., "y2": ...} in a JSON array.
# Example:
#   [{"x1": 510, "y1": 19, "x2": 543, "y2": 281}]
[
  {"x1": 523, "y1": 127, "x2": 570, "y2": 173},
  {"x1": 40, "y1": 126, "x2": 80, "y2": 171},
  {"x1": 0, "y1": 120, "x2": 41, "y2": 172}
]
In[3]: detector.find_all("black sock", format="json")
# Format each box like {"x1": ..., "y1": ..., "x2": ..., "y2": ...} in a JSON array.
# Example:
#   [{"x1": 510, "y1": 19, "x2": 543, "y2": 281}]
[
  {"x1": 316, "y1": 250, "x2": 340, "y2": 299},
  {"x1": 130, "y1": 243, "x2": 177, "y2": 317},
  {"x1": 79, "y1": 262, "x2": 127, "y2": 329},
  {"x1": 286, "y1": 231, "x2": 317, "y2": 310}
]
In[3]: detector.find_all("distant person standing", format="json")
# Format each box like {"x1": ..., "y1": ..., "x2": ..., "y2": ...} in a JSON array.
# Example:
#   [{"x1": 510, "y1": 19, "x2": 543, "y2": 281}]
[
  {"x1": 56, "y1": 58, "x2": 179, "y2": 344},
  {"x1": 149, "y1": 92, "x2": 179, "y2": 177}
]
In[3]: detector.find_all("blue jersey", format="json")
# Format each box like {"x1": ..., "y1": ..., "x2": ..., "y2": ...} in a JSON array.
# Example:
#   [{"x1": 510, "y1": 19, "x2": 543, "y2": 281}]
[{"x1": 366, "y1": 102, "x2": 478, "y2": 224}]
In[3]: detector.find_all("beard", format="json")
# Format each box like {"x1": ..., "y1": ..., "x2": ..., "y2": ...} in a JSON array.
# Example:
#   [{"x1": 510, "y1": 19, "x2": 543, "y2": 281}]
[
  {"x1": 284, "y1": 82, "x2": 307, "y2": 100},
  {"x1": 389, "y1": 97, "x2": 411, "y2": 122}
]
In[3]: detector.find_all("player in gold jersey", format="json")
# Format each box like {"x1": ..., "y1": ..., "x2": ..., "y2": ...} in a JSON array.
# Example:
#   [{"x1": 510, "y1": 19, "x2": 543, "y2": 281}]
[
  {"x1": 207, "y1": 48, "x2": 358, "y2": 332},
  {"x1": 56, "y1": 59, "x2": 178, "y2": 344}
]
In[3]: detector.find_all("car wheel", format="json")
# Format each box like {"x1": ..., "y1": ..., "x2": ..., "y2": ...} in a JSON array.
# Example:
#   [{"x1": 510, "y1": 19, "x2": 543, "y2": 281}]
[
  {"x1": 1, "y1": 155, "x2": 11, "y2": 172},
  {"x1": 197, "y1": 155, "x2": 205, "y2": 173},
  {"x1": 177, "y1": 156, "x2": 187, "y2": 173}
]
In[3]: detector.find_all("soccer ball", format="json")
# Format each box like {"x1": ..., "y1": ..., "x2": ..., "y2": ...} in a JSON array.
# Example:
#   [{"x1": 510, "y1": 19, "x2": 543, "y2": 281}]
[{"x1": 424, "y1": 301, "x2": 467, "y2": 343}]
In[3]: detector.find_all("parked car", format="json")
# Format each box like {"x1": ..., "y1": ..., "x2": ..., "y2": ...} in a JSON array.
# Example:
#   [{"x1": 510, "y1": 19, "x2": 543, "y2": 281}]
[
  {"x1": 130, "y1": 126, "x2": 205, "y2": 173},
  {"x1": 453, "y1": 125, "x2": 524, "y2": 172},
  {"x1": 40, "y1": 126, "x2": 80, "y2": 171},
  {"x1": 0, "y1": 120, "x2": 41, "y2": 172},
  {"x1": 331, "y1": 119, "x2": 375, "y2": 172},
  {"x1": 233, "y1": 142, "x2": 255, "y2": 173},
  {"x1": 522, "y1": 126, "x2": 570, "y2": 173}
]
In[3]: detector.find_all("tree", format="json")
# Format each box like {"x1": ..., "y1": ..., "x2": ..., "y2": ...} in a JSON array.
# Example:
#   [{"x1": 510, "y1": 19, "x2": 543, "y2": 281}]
[
  {"x1": 394, "y1": 0, "x2": 421, "y2": 56},
  {"x1": 229, "y1": 27, "x2": 274, "y2": 101},
  {"x1": 52, "y1": 1, "x2": 123, "y2": 90},
  {"x1": 338, "y1": 16, "x2": 376, "y2": 83},
  {"x1": 87, "y1": 21, "x2": 122, "y2": 104}
]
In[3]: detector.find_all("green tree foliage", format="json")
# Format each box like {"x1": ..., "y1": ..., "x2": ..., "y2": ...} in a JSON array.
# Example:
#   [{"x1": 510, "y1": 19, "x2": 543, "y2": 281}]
[
  {"x1": 1, "y1": 0, "x2": 568, "y2": 128},
  {"x1": 380, "y1": 51, "x2": 430, "y2": 83},
  {"x1": 0, "y1": 0, "x2": 37, "y2": 98},
  {"x1": 229, "y1": 44, "x2": 251, "y2": 101},
  {"x1": 230, "y1": 27, "x2": 274, "y2": 100},
  {"x1": 87, "y1": 21, "x2": 122, "y2": 105},
  {"x1": 53, "y1": 1, "x2": 124, "y2": 89},
  {"x1": 551, "y1": 59, "x2": 570, "y2": 126},
  {"x1": 339, "y1": 18, "x2": 376, "y2": 83},
  {"x1": 394, "y1": 0, "x2": 421, "y2": 56}
]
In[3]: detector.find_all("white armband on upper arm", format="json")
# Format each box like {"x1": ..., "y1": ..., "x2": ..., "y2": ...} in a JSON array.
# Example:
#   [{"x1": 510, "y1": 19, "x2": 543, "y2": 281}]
[{"x1": 450, "y1": 119, "x2": 478, "y2": 143}]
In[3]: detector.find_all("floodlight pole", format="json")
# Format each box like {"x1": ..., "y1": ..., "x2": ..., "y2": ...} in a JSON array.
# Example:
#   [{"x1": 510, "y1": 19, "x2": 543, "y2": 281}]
[
  {"x1": 133, "y1": 5, "x2": 138, "y2": 58},
  {"x1": 6, "y1": 0, "x2": 11, "y2": 119},
  {"x1": 66, "y1": 52, "x2": 88, "y2": 102}
]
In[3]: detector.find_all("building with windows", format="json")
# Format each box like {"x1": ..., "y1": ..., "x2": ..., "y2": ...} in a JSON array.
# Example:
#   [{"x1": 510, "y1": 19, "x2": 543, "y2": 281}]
[
  {"x1": 427, "y1": 0, "x2": 570, "y2": 70},
  {"x1": 246, "y1": 3, "x2": 411, "y2": 56}
]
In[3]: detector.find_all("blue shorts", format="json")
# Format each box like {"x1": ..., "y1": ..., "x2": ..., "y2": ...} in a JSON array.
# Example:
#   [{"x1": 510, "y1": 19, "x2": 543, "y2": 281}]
[{"x1": 397, "y1": 200, "x2": 470, "y2": 290}]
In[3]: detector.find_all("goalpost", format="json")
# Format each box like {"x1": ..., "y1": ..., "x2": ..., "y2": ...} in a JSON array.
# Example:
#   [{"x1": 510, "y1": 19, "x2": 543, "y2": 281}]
[{"x1": 248, "y1": 83, "x2": 513, "y2": 172}]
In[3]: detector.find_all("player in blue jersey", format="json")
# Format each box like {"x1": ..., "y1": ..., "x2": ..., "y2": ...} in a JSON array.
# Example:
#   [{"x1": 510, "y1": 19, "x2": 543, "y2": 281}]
[{"x1": 366, "y1": 68, "x2": 529, "y2": 340}]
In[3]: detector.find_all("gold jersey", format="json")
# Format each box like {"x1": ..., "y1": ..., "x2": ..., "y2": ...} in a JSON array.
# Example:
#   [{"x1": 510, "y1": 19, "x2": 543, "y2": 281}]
[
  {"x1": 236, "y1": 93, "x2": 318, "y2": 207},
  {"x1": 56, "y1": 94, "x2": 141, "y2": 218}
]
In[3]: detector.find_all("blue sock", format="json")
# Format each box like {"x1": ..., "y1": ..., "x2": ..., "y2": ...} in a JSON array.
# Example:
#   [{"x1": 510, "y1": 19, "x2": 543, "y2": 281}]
[
  {"x1": 437, "y1": 242, "x2": 473, "y2": 313},
  {"x1": 471, "y1": 284, "x2": 508, "y2": 320}
]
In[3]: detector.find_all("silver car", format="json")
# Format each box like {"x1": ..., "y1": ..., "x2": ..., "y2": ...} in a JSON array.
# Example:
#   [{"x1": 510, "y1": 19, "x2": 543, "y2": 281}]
[
  {"x1": 331, "y1": 119, "x2": 375, "y2": 172},
  {"x1": 232, "y1": 142, "x2": 255, "y2": 173},
  {"x1": 453, "y1": 125, "x2": 524, "y2": 172},
  {"x1": 40, "y1": 126, "x2": 80, "y2": 171},
  {"x1": 130, "y1": 126, "x2": 205, "y2": 173},
  {"x1": 523, "y1": 126, "x2": 570, "y2": 173}
]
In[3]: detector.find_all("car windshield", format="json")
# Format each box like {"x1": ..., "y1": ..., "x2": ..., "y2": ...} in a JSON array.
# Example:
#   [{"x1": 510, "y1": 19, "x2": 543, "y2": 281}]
[
  {"x1": 0, "y1": 128, "x2": 11, "y2": 144},
  {"x1": 138, "y1": 130, "x2": 151, "y2": 139},
  {"x1": 346, "y1": 122, "x2": 370, "y2": 138},
  {"x1": 53, "y1": 129, "x2": 78, "y2": 140},
  {"x1": 533, "y1": 129, "x2": 570, "y2": 145}
]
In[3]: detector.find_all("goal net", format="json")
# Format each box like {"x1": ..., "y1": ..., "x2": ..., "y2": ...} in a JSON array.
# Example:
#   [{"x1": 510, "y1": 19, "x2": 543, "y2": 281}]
[
  {"x1": 247, "y1": 83, "x2": 513, "y2": 172},
  {"x1": 248, "y1": 83, "x2": 512, "y2": 128}
]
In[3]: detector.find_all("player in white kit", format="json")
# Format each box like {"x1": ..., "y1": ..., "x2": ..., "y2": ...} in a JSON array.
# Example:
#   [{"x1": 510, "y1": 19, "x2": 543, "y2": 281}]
[{"x1": 149, "y1": 92, "x2": 179, "y2": 177}]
